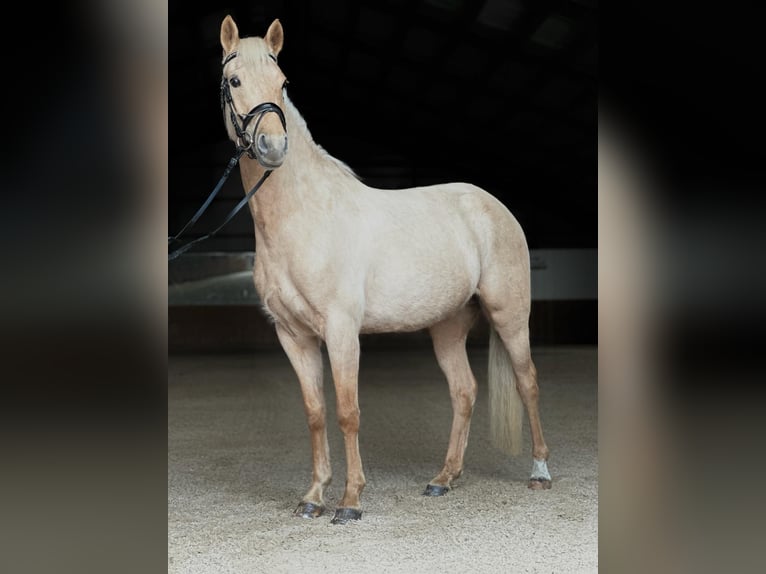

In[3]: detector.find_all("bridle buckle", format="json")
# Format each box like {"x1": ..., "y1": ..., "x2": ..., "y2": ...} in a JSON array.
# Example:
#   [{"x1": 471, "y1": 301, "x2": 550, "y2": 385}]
[{"x1": 239, "y1": 130, "x2": 253, "y2": 151}]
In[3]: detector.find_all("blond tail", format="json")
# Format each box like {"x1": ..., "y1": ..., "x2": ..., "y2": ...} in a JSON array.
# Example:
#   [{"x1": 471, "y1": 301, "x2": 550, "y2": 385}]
[{"x1": 488, "y1": 325, "x2": 523, "y2": 456}]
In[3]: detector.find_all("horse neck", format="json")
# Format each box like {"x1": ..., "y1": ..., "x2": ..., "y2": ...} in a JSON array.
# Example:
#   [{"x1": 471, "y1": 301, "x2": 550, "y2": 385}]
[{"x1": 239, "y1": 96, "x2": 357, "y2": 228}]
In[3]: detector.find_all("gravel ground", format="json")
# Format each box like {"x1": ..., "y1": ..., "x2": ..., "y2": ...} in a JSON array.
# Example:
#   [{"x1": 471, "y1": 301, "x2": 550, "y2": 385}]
[{"x1": 169, "y1": 346, "x2": 597, "y2": 573}]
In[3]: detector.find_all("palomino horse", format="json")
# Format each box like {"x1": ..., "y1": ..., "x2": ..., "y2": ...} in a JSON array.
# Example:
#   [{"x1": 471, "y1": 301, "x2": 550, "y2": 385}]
[{"x1": 218, "y1": 16, "x2": 551, "y2": 524}]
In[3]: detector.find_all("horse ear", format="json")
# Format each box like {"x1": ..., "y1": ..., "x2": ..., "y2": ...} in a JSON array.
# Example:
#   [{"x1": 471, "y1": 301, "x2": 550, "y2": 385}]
[
  {"x1": 220, "y1": 15, "x2": 240, "y2": 54},
  {"x1": 265, "y1": 19, "x2": 284, "y2": 56}
]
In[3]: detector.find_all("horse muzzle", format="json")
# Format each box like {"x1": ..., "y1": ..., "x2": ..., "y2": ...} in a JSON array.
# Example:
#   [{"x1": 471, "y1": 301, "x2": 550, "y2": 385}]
[{"x1": 254, "y1": 132, "x2": 288, "y2": 168}]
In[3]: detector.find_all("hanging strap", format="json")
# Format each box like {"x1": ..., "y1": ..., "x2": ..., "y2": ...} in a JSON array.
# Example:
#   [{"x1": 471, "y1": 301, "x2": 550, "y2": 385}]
[
  {"x1": 168, "y1": 169, "x2": 272, "y2": 261},
  {"x1": 168, "y1": 150, "x2": 244, "y2": 246}
]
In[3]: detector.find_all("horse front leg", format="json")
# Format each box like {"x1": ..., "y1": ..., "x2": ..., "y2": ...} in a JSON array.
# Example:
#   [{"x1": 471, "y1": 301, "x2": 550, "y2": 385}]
[
  {"x1": 275, "y1": 324, "x2": 332, "y2": 518},
  {"x1": 324, "y1": 317, "x2": 365, "y2": 524}
]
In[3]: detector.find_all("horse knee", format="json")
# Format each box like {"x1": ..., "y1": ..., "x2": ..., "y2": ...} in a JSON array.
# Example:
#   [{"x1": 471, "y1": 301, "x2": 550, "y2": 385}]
[
  {"x1": 337, "y1": 407, "x2": 360, "y2": 434},
  {"x1": 306, "y1": 408, "x2": 326, "y2": 432}
]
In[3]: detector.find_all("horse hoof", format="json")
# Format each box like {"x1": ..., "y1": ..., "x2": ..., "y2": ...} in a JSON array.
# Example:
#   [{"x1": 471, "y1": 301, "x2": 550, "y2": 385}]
[
  {"x1": 528, "y1": 478, "x2": 552, "y2": 490},
  {"x1": 423, "y1": 484, "x2": 450, "y2": 496},
  {"x1": 294, "y1": 501, "x2": 325, "y2": 518},
  {"x1": 331, "y1": 507, "x2": 362, "y2": 524}
]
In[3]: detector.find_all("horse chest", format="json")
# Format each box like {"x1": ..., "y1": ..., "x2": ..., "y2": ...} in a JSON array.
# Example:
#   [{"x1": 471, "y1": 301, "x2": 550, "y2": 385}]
[{"x1": 254, "y1": 260, "x2": 322, "y2": 335}]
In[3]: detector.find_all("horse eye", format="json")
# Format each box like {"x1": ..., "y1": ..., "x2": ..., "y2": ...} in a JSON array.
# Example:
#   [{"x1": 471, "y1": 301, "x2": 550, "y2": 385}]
[
  {"x1": 230, "y1": 76, "x2": 241, "y2": 88},
  {"x1": 268, "y1": 54, "x2": 277, "y2": 63}
]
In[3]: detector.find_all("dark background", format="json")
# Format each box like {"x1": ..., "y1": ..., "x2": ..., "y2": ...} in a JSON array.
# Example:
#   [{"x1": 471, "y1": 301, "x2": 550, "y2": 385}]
[{"x1": 169, "y1": 0, "x2": 597, "y2": 252}]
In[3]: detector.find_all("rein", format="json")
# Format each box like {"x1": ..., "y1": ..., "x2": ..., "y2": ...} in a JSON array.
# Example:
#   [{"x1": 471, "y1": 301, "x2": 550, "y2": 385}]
[{"x1": 168, "y1": 50, "x2": 286, "y2": 261}]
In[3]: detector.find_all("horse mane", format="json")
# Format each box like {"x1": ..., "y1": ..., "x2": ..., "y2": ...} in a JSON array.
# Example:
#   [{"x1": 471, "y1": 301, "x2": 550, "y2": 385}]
[{"x1": 282, "y1": 92, "x2": 360, "y2": 181}]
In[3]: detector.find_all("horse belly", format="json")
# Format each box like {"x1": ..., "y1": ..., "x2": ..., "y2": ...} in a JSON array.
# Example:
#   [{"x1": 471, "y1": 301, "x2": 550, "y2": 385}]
[{"x1": 361, "y1": 251, "x2": 479, "y2": 333}]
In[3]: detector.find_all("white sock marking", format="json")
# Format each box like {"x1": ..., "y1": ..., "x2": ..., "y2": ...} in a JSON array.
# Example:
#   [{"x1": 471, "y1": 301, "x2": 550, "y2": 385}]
[{"x1": 530, "y1": 458, "x2": 551, "y2": 481}]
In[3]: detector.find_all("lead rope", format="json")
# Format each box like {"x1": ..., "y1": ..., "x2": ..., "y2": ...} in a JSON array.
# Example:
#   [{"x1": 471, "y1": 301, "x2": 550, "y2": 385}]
[
  {"x1": 168, "y1": 168, "x2": 273, "y2": 261},
  {"x1": 168, "y1": 149, "x2": 245, "y2": 247}
]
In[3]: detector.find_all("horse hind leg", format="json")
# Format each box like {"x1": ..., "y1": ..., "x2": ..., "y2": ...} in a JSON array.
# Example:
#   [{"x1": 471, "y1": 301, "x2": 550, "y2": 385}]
[
  {"x1": 424, "y1": 304, "x2": 480, "y2": 496},
  {"x1": 488, "y1": 307, "x2": 552, "y2": 489},
  {"x1": 478, "y1": 249, "x2": 551, "y2": 490}
]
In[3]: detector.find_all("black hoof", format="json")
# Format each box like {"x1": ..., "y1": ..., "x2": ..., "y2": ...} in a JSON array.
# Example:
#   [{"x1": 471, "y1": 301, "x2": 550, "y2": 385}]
[
  {"x1": 331, "y1": 507, "x2": 362, "y2": 524},
  {"x1": 294, "y1": 501, "x2": 325, "y2": 518},
  {"x1": 423, "y1": 484, "x2": 450, "y2": 496}
]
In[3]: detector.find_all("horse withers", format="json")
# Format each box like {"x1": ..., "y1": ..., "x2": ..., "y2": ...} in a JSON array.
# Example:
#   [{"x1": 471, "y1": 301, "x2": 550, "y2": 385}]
[{"x1": 218, "y1": 16, "x2": 551, "y2": 524}]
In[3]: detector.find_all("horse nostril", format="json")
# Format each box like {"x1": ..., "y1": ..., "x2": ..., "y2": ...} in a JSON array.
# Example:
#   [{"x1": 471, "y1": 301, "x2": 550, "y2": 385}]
[{"x1": 257, "y1": 133, "x2": 269, "y2": 154}]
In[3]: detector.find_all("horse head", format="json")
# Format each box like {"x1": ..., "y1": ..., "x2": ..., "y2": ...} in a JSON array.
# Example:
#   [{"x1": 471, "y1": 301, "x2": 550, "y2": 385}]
[{"x1": 220, "y1": 16, "x2": 288, "y2": 168}]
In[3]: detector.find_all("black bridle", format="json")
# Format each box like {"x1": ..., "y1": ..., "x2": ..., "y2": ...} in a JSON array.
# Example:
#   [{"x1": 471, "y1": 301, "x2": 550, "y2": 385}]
[
  {"x1": 168, "y1": 51, "x2": 288, "y2": 261},
  {"x1": 220, "y1": 50, "x2": 287, "y2": 159}
]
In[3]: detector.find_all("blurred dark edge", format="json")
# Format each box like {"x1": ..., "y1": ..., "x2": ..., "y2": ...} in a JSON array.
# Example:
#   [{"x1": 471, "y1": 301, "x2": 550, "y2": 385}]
[
  {"x1": 0, "y1": 1, "x2": 167, "y2": 574},
  {"x1": 601, "y1": 1, "x2": 766, "y2": 573}
]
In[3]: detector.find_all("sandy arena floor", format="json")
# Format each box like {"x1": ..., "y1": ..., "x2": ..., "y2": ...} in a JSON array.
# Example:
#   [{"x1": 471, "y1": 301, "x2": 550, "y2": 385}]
[{"x1": 169, "y1": 346, "x2": 597, "y2": 573}]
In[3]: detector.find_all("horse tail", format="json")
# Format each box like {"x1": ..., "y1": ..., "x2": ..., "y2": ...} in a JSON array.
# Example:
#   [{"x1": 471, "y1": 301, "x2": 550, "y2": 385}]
[{"x1": 488, "y1": 325, "x2": 523, "y2": 456}]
